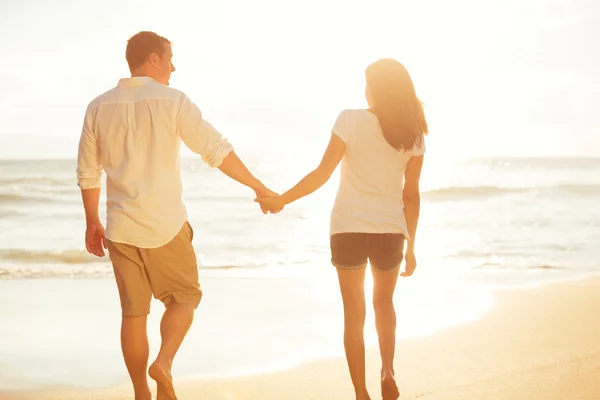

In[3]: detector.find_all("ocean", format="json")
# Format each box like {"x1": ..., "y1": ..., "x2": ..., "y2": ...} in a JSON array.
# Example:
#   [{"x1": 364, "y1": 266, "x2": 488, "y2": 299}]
[{"x1": 1, "y1": 155, "x2": 599, "y2": 390}]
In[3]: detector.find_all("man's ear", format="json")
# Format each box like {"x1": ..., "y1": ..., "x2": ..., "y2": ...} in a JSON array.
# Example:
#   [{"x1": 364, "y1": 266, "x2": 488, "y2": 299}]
[{"x1": 148, "y1": 53, "x2": 159, "y2": 67}]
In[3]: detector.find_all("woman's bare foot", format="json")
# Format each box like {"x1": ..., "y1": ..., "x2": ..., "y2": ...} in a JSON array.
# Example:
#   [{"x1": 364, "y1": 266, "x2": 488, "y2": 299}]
[
  {"x1": 149, "y1": 362, "x2": 177, "y2": 400},
  {"x1": 381, "y1": 376, "x2": 400, "y2": 400}
]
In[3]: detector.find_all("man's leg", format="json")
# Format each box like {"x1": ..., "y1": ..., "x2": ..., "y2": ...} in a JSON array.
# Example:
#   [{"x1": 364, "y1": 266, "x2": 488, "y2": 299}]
[
  {"x1": 148, "y1": 302, "x2": 195, "y2": 400},
  {"x1": 145, "y1": 222, "x2": 202, "y2": 400},
  {"x1": 122, "y1": 316, "x2": 151, "y2": 400},
  {"x1": 106, "y1": 240, "x2": 153, "y2": 400},
  {"x1": 155, "y1": 302, "x2": 195, "y2": 367}
]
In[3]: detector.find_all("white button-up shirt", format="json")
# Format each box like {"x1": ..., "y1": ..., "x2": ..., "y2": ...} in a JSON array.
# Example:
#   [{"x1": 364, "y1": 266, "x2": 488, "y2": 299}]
[{"x1": 76, "y1": 76, "x2": 233, "y2": 248}]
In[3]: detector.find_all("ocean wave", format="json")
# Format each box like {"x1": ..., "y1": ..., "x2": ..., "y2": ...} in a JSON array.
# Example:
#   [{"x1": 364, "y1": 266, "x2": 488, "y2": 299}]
[
  {"x1": 0, "y1": 245, "x2": 267, "y2": 268},
  {"x1": 0, "y1": 262, "x2": 258, "y2": 279},
  {"x1": 0, "y1": 249, "x2": 106, "y2": 264},
  {"x1": 423, "y1": 186, "x2": 521, "y2": 199},
  {"x1": 473, "y1": 263, "x2": 566, "y2": 270},
  {"x1": 0, "y1": 193, "x2": 30, "y2": 202},
  {"x1": 0, "y1": 193, "x2": 51, "y2": 203},
  {"x1": 3, "y1": 182, "x2": 599, "y2": 206},
  {"x1": 448, "y1": 244, "x2": 577, "y2": 259},
  {"x1": 0, "y1": 177, "x2": 74, "y2": 186},
  {"x1": 0, "y1": 262, "x2": 569, "y2": 279},
  {"x1": 0, "y1": 192, "x2": 78, "y2": 204},
  {"x1": 199, "y1": 264, "x2": 264, "y2": 270},
  {"x1": 525, "y1": 265, "x2": 566, "y2": 270},
  {"x1": 0, "y1": 266, "x2": 112, "y2": 279},
  {"x1": 0, "y1": 209, "x2": 28, "y2": 218},
  {"x1": 423, "y1": 184, "x2": 600, "y2": 200},
  {"x1": 0, "y1": 248, "x2": 266, "y2": 268}
]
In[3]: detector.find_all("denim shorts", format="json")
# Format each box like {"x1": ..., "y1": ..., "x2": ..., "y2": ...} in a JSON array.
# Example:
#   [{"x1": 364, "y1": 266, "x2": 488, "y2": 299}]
[{"x1": 330, "y1": 233, "x2": 405, "y2": 271}]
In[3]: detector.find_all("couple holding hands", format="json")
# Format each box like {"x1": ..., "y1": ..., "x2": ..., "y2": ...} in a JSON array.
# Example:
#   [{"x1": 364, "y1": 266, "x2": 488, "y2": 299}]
[{"x1": 77, "y1": 31, "x2": 427, "y2": 400}]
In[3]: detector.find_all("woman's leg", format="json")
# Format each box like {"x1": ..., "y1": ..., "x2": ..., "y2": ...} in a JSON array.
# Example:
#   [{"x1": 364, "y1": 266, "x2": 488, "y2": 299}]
[
  {"x1": 337, "y1": 266, "x2": 371, "y2": 400},
  {"x1": 371, "y1": 265, "x2": 400, "y2": 381},
  {"x1": 369, "y1": 233, "x2": 404, "y2": 400}
]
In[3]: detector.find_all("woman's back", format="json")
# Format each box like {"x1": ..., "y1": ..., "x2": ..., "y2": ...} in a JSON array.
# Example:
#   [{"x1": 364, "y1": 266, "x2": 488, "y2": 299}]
[
  {"x1": 330, "y1": 108, "x2": 425, "y2": 235},
  {"x1": 255, "y1": 59, "x2": 428, "y2": 398}
]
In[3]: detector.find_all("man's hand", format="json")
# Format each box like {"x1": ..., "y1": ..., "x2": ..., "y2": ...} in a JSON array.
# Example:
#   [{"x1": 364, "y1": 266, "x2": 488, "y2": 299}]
[
  {"x1": 85, "y1": 222, "x2": 107, "y2": 257},
  {"x1": 254, "y1": 186, "x2": 282, "y2": 214},
  {"x1": 400, "y1": 249, "x2": 417, "y2": 277},
  {"x1": 255, "y1": 195, "x2": 285, "y2": 214}
]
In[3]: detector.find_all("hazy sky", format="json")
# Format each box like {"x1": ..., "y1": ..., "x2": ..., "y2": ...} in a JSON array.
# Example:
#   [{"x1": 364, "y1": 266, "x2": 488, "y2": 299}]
[{"x1": 1, "y1": 0, "x2": 599, "y2": 159}]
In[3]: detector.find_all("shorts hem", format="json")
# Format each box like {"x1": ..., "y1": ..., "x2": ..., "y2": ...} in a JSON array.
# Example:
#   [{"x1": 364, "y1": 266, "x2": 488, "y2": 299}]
[
  {"x1": 370, "y1": 263, "x2": 402, "y2": 272},
  {"x1": 331, "y1": 260, "x2": 368, "y2": 270},
  {"x1": 121, "y1": 308, "x2": 151, "y2": 317},
  {"x1": 160, "y1": 291, "x2": 203, "y2": 309}
]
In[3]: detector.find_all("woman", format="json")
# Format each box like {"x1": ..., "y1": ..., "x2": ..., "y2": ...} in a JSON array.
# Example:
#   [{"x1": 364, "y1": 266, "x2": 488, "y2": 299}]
[{"x1": 257, "y1": 58, "x2": 428, "y2": 400}]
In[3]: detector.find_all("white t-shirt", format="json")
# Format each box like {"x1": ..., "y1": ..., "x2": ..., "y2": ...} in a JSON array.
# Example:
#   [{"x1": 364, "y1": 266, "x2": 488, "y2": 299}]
[{"x1": 329, "y1": 109, "x2": 425, "y2": 237}]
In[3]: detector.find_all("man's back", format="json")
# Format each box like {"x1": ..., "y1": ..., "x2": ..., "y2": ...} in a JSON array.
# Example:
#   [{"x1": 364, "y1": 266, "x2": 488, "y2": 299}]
[
  {"x1": 77, "y1": 76, "x2": 233, "y2": 248},
  {"x1": 75, "y1": 31, "x2": 278, "y2": 400}
]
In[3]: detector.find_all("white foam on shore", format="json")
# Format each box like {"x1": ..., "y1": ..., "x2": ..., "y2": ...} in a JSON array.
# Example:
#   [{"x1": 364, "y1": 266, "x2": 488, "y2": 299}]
[{"x1": 0, "y1": 273, "x2": 493, "y2": 391}]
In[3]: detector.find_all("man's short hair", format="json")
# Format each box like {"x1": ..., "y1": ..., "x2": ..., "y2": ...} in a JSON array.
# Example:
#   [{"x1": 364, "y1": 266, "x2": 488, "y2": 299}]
[{"x1": 126, "y1": 31, "x2": 171, "y2": 72}]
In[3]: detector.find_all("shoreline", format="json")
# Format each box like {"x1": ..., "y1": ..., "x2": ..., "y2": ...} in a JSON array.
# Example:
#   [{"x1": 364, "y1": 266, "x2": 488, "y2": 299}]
[
  {"x1": 1, "y1": 273, "x2": 599, "y2": 399},
  {"x1": 0, "y1": 272, "x2": 493, "y2": 391}
]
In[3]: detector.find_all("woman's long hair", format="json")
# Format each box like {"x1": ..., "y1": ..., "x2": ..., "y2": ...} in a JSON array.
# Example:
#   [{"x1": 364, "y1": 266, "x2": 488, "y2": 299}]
[{"x1": 366, "y1": 59, "x2": 428, "y2": 151}]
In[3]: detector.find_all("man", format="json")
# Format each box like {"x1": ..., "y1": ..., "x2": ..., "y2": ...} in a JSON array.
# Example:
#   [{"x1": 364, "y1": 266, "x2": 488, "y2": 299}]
[{"x1": 76, "y1": 31, "x2": 276, "y2": 400}]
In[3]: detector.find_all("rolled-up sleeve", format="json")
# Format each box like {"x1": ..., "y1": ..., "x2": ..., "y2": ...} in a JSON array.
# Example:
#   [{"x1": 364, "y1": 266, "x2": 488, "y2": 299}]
[
  {"x1": 76, "y1": 104, "x2": 103, "y2": 189},
  {"x1": 177, "y1": 94, "x2": 233, "y2": 168}
]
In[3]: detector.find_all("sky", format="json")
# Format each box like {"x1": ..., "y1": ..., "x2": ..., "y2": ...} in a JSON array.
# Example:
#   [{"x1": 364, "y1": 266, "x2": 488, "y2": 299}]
[{"x1": 0, "y1": 0, "x2": 599, "y2": 159}]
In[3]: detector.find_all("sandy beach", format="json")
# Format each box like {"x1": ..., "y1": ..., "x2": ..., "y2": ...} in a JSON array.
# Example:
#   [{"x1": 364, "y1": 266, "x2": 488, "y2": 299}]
[
  {"x1": 2, "y1": 0, "x2": 600, "y2": 398},
  {"x1": 1, "y1": 275, "x2": 598, "y2": 400}
]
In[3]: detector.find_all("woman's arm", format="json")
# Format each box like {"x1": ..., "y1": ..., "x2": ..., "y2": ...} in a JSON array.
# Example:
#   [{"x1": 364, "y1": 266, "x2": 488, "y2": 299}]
[
  {"x1": 257, "y1": 134, "x2": 346, "y2": 211},
  {"x1": 401, "y1": 154, "x2": 424, "y2": 276}
]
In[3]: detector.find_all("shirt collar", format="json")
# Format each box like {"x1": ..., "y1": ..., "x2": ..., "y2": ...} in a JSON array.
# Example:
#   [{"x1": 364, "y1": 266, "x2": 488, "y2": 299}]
[{"x1": 117, "y1": 76, "x2": 159, "y2": 88}]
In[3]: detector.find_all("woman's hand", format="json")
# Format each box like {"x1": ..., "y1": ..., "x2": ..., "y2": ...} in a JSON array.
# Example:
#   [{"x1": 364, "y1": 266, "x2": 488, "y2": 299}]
[
  {"x1": 401, "y1": 249, "x2": 417, "y2": 277},
  {"x1": 255, "y1": 196, "x2": 285, "y2": 214},
  {"x1": 254, "y1": 186, "x2": 282, "y2": 214}
]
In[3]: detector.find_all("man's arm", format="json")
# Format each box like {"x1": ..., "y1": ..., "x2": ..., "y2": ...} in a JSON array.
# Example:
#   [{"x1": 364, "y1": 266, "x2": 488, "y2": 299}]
[
  {"x1": 254, "y1": 133, "x2": 346, "y2": 213},
  {"x1": 176, "y1": 95, "x2": 277, "y2": 208},
  {"x1": 217, "y1": 151, "x2": 270, "y2": 194},
  {"x1": 81, "y1": 188, "x2": 101, "y2": 225},
  {"x1": 77, "y1": 104, "x2": 106, "y2": 256}
]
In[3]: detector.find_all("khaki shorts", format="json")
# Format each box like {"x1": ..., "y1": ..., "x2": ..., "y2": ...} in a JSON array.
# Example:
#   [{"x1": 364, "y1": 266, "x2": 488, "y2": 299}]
[{"x1": 106, "y1": 222, "x2": 202, "y2": 317}]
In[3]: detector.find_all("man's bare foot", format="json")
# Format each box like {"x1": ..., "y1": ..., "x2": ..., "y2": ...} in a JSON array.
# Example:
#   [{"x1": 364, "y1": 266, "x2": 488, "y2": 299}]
[
  {"x1": 149, "y1": 362, "x2": 177, "y2": 400},
  {"x1": 355, "y1": 390, "x2": 371, "y2": 400},
  {"x1": 134, "y1": 388, "x2": 152, "y2": 400}
]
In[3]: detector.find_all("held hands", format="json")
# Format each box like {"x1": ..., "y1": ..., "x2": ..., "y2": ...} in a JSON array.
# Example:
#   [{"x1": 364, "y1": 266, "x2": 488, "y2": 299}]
[
  {"x1": 254, "y1": 186, "x2": 284, "y2": 214},
  {"x1": 255, "y1": 195, "x2": 285, "y2": 214},
  {"x1": 254, "y1": 186, "x2": 419, "y2": 277}
]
